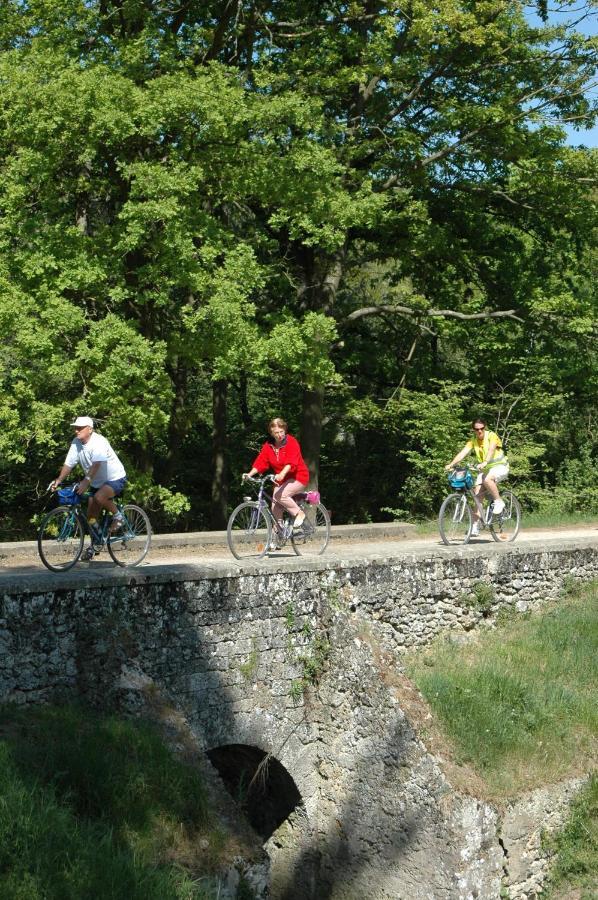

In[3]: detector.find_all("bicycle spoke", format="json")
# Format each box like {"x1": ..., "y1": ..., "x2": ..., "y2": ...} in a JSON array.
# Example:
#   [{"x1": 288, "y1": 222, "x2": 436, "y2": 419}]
[
  {"x1": 108, "y1": 504, "x2": 152, "y2": 566},
  {"x1": 38, "y1": 507, "x2": 84, "y2": 572},
  {"x1": 490, "y1": 490, "x2": 521, "y2": 543},
  {"x1": 291, "y1": 503, "x2": 331, "y2": 555},
  {"x1": 227, "y1": 502, "x2": 271, "y2": 560},
  {"x1": 438, "y1": 493, "x2": 472, "y2": 545}
]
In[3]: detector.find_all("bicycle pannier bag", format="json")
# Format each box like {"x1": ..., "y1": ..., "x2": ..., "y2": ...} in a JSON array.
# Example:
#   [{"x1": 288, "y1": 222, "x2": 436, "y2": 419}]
[
  {"x1": 448, "y1": 469, "x2": 474, "y2": 489},
  {"x1": 57, "y1": 486, "x2": 81, "y2": 505}
]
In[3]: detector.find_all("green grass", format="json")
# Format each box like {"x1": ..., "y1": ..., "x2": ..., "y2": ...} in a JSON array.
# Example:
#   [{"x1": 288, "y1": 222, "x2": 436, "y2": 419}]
[
  {"x1": 520, "y1": 509, "x2": 598, "y2": 529},
  {"x1": 0, "y1": 704, "x2": 227, "y2": 899},
  {"x1": 405, "y1": 581, "x2": 598, "y2": 797},
  {"x1": 544, "y1": 774, "x2": 598, "y2": 899},
  {"x1": 411, "y1": 509, "x2": 597, "y2": 536}
]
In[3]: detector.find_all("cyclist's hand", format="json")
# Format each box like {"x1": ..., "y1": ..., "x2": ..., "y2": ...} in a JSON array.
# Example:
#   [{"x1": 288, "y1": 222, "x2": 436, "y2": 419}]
[
  {"x1": 48, "y1": 480, "x2": 59, "y2": 492},
  {"x1": 273, "y1": 473, "x2": 285, "y2": 483},
  {"x1": 241, "y1": 473, "x2": 250, "y2": 483},
  {"x1": 444, "y1": 464, "x2": 453, "y2": 472},
  {"x1": 476, "y1": 463, "x2": 485, "y2": 471},
  {"x1": 75, "y1": 478, "x2": 89, "y2": 495}
]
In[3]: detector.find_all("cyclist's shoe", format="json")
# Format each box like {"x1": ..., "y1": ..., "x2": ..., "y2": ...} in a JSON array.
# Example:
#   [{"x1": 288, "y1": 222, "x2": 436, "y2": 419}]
[
  {"x1": 493, "y1": 498, "x2": 505, "y2": 515},
  {"x1": 268, "y1": 541, "x2": 281, "y2": 552},
  {"x1": 470, "y1": 522, "x2": 481, "y2": 537},
  {"x1": 110, "y1": 513, "x2": 124, "y2": 534},
  {"x1": 83, "y1": 546, "x2": 96, "y2": 561},
  {"x1": 292, "y1": 512, "x2": 306, "y2": 532}
]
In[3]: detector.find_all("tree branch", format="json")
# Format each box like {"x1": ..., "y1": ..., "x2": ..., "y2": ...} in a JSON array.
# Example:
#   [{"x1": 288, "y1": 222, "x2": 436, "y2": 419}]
[{"x1": 345, "y1": 305, "x2": 524, "y2": 324}]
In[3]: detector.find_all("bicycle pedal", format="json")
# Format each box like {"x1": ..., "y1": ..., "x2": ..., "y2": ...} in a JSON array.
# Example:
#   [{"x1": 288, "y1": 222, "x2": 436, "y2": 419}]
[{"x1": 83, "y1": 546, "x2": 96, "y2": 560}]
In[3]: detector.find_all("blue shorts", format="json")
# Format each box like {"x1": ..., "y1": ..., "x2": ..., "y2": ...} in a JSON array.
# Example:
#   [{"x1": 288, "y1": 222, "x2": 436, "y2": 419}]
[{"x1": 91, "y1": 477, "x2": 127, "y2": 497}]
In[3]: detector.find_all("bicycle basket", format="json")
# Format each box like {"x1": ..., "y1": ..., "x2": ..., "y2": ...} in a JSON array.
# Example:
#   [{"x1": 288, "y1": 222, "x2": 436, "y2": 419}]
[
  {"x1": 57, "y1": 485, "x2": 81, "y2": 506},
  {"x1": 448, "y1": 469, "x2": 474, "y2": 489}
]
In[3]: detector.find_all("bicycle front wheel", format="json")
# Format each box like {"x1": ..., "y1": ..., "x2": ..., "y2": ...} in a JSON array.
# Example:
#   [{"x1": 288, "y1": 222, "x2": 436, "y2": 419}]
[
  {"x1": 108, "y1": 505, "x2": 152, "y2": 567},
  {"x1": 439, "y1": 493, "x2": 472, "y2": 545},
  {"x1": 490, "y1": 490, "x2": 521, "y2": 543},
  {"x1": 227, "y1": 502, "x2": 271, "y2": 560},
  {"x1": 38, "y1": 506, "x2": 84, "y2": 572},
  {"x1": 291, "y1": 503, "x2": 331, "y2": 556}
]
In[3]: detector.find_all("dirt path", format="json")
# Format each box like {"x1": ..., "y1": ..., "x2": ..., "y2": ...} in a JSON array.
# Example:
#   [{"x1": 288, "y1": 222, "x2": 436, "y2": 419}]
[{"x1": 2, "y1": 526, "x2": 596, "y2": 580}]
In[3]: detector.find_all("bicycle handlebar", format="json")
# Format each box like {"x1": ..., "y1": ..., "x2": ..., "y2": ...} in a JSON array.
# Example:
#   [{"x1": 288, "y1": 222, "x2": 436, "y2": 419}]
[
  {"x1": 47, "y1": 481, "x2": 93, "y2": 498},
  {"x1": 47, "y1": 480, "x2": 80, "y2": 491},
  {"x1": 446, "y1": 462, "x2": 481, "y2": 472},
  {"x1": 242, "y1": 474, "x2": 276, "y2": 484}
]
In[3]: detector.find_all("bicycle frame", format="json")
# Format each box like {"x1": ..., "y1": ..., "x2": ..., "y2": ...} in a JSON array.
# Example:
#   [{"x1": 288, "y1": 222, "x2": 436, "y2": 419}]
[
  {"x1": 243, "y1": 476, "x2": 294, "y2": 543},
  {"x1": 451, "y1": 467, "x2": 496, "y2": 525},
  {"x1": 57, "y1": 495, "x2": 130, "y2": 548}
]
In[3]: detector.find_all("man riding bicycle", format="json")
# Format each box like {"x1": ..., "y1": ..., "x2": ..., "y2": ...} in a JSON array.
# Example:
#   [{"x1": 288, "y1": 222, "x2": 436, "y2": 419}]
[
  {"x1": 50, "y1": 416, "x2": 127, "y2": 533},
  {"x1": 445, "y1": 417, "x2": 509, "y2": 536}
]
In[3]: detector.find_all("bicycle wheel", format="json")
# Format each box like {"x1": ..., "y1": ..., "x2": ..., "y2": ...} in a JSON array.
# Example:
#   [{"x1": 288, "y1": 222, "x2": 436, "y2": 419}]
[
  {"x1": 490, "y1": 490, "x2": 521, "y2": 543},
  {"x1": 291, "y1": 502, "x2": 331, "y2": 555},
  {"x1": 38, "y1": 506, "x2": 84, "y2": 572},
  {"x1": 227, "y1": 502, "x2": 272, "y2": 560},
  {"x1": 108, "y1": 504, "x2": 152, "y2": 567},
  {"x1": 438, "y1": 493, "x2": 472, "y2": 545}
]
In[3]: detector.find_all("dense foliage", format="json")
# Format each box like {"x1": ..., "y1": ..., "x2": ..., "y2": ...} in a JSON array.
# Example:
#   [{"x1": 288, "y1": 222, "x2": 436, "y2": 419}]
[
  {"x1": 0, "y1": 703, "x2": 228, "y2": 898},
  {"x1": 406, "y1": 580, "x2": 598, "y2": 796},
  {"x1": 0, "y1": 0, "x2": 596, "y2": 536}
]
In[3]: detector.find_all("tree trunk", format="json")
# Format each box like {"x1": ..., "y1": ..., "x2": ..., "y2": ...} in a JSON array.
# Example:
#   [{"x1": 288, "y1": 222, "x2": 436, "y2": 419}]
[
  {"x1": 300, "y1": 386, "x2": 324, "y2": 489},
  {"x1": 211, "y1": 378, "x2": 228, "y2": 528},
  {"x1": 156, "y1": 360, "x2": 188, "y2": 485},
  {"x1": 297, "y1": 248, "x2": 346, "y2": 487}
]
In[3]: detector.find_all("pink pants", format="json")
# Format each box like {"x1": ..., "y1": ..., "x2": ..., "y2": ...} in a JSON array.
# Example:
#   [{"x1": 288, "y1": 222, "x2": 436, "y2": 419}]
[{"x1": 272, "y1": 479, "x2": 307, "y2": 524}]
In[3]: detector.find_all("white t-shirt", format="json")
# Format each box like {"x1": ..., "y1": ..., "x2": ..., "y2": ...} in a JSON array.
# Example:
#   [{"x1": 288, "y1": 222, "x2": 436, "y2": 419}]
[{"x1": 64, "y1": 432, "x2": 126, "y2": 488}]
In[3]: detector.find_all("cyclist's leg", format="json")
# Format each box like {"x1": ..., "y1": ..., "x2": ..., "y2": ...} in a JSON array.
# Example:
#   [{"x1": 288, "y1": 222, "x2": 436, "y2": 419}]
[
  {"x1": 88, "y1": 478, "x2": 127, "y2": 520},
  {"x1": 272, "y1": 480, "x2": 308, "y2": 526},
  {"x1": 472, "y1": 473, "x2": 486, "y2": 523},
  {"x1": 485, "y1": 464, "x2": 510, "y2": 511},
  {"x1": 88, "y1": 483, "x2": 117, "y2": 519}
]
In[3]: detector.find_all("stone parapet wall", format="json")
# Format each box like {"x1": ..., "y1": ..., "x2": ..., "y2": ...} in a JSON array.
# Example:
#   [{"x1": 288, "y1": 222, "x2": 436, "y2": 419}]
[
  {"x1": 332, "y1": 540, "x2": 598, "y2": 651},
  {"x1": 0, "y1": 537, "x2": 595, "y2": 898}
]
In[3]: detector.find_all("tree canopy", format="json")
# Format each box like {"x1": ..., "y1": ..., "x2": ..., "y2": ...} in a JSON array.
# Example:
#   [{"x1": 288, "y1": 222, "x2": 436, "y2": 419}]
[{"x1": 0, "y1": 0, "x2": 596, "y2": 534}]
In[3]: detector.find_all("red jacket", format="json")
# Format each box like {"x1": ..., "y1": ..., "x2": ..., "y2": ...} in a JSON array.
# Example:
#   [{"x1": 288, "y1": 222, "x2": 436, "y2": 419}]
[{"x1": 252, "y1": 434, "x2": 309, "y2": 485}]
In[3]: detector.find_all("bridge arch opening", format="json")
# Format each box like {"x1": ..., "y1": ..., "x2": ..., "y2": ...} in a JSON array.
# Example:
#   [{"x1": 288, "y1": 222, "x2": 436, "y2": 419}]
[{"x1": 207, "y1": 744, "x2": 304, "y2": 840}]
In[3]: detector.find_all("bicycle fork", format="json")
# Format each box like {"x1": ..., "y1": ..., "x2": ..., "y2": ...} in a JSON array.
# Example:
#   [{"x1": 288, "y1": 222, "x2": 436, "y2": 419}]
[{"x1": 452, "y1": 495, "x2": 468, "y2": 523}]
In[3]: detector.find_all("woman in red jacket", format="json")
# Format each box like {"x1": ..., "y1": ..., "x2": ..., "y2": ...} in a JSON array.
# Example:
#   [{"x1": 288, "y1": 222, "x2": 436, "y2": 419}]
[{"x1": 243, "y1": 417, "x2": 309, "y2": 533}]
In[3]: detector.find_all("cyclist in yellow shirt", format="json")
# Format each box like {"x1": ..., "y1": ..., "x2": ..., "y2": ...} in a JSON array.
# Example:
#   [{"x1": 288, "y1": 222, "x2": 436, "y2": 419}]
[{"x1": 445, "y1": 417, "x2": 509, "y2": 535}]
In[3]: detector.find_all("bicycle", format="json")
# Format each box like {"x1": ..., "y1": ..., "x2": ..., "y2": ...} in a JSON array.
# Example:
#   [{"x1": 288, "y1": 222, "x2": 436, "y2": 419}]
[
  {"x1": 37, "y1": 484, "x2": 152, "y2": 572},
  {"x1": 227, "y1": 475, "x2": 331, "y2": 560},
  {"x1": 438, "y1": 465, "x2": 521, "y2": 545}
]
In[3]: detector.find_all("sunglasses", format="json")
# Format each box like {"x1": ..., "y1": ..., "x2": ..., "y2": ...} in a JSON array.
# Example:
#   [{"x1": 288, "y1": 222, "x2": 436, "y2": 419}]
[{"x1": 473, "y1": 426, "x2": 485, "y2": 432}]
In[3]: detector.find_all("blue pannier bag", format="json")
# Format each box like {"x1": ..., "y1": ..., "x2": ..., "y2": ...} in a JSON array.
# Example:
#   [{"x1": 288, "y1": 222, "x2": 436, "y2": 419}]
[
  {"x1": 57, "y1": 485, "x2": 81, "y2": 506},
  {"x1": 448, "y1": 468, "x2": 474, "y2": 490}
]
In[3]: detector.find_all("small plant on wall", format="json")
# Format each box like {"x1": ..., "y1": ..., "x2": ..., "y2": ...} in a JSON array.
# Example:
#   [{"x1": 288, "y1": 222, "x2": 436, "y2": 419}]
[
  {"x1": 459, "y1": 581, "x2": 495, "y2": 617},
  {"x1": 284, "y1": 601, "x2": 331, "y2": 701}
]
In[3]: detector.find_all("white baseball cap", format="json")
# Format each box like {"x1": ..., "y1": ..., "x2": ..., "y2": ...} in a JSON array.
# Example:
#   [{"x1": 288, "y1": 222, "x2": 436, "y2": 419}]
[{"x1": 70, "y1": 416, "x2": 94, "y2": 428}]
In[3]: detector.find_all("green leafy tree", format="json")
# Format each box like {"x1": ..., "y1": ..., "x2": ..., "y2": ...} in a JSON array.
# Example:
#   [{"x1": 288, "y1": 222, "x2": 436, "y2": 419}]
[{"x1": 0, "y1": 0, "x2": 595, "y2": 533}]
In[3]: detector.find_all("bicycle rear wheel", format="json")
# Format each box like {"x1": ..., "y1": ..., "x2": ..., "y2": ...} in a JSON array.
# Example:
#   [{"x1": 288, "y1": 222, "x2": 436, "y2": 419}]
[
  {"x1": 38, "y1": 506, "x2": 84, "y2": 572},
  {"x1": 490, "y1": 490, "x2": 521, "y2": 543},
  {"x1": 108, "y1": 504, "x2": 152, "y2": 567},
  {"x1": 438, "y1": 493, "x2": 472, "y2": 545},
  {"x1": 227, "y1": 502, "x2": 271, "y2": 560},
  {"x1": 291, "y1": 502, "x2": 331, "y2": 555}
]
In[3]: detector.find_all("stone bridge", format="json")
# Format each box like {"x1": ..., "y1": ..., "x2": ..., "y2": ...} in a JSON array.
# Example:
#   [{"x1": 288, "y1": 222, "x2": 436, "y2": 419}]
[{"x1": 0, "y1": 533, "x2": 596, "y2": 899}]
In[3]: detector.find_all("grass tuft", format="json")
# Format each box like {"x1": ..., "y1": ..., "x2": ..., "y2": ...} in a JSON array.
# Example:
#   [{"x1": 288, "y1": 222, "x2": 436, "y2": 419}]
[
  {"x1": 544, "y1": 774, "x2": 598, "y2": 899},
  {"x1": 405, "y1": 581, "x2": 597, "y2": 797},
  {"x1": 0, "y1": 704, "x2": 228, "y2": 899}
]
